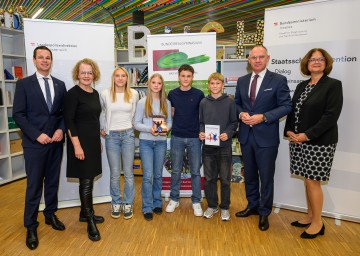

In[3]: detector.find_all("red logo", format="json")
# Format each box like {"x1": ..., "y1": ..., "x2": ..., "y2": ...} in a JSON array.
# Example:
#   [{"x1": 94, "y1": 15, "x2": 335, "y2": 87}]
[{"x1": 274, "y1": 22, "x2": 278, "y2": 26}]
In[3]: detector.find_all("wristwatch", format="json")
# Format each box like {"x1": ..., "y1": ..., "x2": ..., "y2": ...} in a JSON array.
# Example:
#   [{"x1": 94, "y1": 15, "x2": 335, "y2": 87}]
[{"x1": 263, "y1": 114, "x2": 267, "y2": 123}]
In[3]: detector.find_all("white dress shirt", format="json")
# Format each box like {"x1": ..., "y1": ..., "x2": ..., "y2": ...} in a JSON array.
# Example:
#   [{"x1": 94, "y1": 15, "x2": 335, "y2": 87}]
[
  {"x1": 36, "y1": 71, "x2": 54, "y2": 103},
  {"x1": 248, "y1": 69, "x2": 267, "y2": 98}
]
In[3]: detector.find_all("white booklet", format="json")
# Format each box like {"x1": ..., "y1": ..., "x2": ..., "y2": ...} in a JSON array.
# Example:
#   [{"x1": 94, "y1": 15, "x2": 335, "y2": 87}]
[{"x1": 205, "y1": 124, "x2": 220, "y2": 146}]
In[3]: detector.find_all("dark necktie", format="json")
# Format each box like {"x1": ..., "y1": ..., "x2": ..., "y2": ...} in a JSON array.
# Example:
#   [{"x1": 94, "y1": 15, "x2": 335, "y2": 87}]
[
  {"x1": 250, "y1": 74, "x2": 259, "y2": 106},
  {"x1": 43, "y1": 77, "x2": 52, "y2": 111}
]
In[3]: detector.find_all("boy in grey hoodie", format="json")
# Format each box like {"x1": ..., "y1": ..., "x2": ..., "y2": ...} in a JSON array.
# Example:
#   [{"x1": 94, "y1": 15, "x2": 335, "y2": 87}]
[{"x1": 199, "y1": 72, "x2": 238, "y2": 221}]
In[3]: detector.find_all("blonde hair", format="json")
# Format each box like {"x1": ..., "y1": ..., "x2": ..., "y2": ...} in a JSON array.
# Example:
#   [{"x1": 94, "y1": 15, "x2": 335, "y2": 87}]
[
  {"x1": 110, "y1": 67, "x2": 132, "y2": 103},
  {"x1": 208, "y1": 72, "x2": 224, "y2": 83},
  {"x1": 72, "y1": 58, "x2": 100, "y2": 82},
  {"x1": 145, "y1": 73, "x2": 168, "y2": 118}
]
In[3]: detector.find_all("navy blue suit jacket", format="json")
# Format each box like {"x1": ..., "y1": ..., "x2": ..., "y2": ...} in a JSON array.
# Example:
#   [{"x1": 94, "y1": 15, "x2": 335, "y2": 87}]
[
  {"x1": 235, "y1": 69, "x2": 292, "y2": 147},
  {"x1": 13, "y1": 73, "x2": 67, "y2": 148}
]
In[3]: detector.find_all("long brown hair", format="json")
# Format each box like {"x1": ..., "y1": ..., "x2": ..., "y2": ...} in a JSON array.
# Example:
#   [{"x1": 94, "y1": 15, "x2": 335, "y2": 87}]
[
  {"x1": 145, "y1": 73, "x2": 168, "y2": 118},
  {"x1": 110, "y1": 67, "x2": 133, "y2": 103}
]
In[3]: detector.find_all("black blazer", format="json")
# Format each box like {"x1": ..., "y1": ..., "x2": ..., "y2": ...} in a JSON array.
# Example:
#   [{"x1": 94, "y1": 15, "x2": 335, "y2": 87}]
[
  {"x1": 284, "y1": 75, "x2": 343, "y2": 145},
  {"x1": 13, "y1": 73, "x2": 67, "y2": 148}
]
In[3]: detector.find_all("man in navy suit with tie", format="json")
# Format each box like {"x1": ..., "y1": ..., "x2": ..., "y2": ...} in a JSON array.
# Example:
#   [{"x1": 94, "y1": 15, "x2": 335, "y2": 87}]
[
  {"x1": 13, "y1": 46, "x2": 67, "y2": 250},
  {"x1": 234, "y1": 45, "x2": 292, "y2": 231}
]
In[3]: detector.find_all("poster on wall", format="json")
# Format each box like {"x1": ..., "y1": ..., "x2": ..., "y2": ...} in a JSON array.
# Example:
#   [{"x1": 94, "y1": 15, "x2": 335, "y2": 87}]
[
  {"x1": 148, "y1": 32, "x2": 216, "y2": 94},
  {"x1": 264, "y1": 0, "x2": 360, "y2": 221},
  {"x1": 24, "y1": 19, "x2": 114, "y2": 208},
  {"x1": 147, "y1": 32, "x2": 216, "y2": 198}
]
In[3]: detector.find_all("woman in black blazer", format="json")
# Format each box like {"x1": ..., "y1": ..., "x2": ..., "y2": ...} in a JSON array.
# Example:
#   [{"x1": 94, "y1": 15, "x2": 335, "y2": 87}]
[{"x1": 284, "y1": 48, "x2": 343, "y2": 239}]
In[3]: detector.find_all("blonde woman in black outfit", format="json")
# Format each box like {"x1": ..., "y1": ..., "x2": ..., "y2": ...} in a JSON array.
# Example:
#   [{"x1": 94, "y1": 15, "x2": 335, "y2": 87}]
[
  {"x1": 64, "y1": 58, "x2": 104, "y2": 241},
  {"x1": 284, "y1": 48, "x2": 343, "y2": 239}
]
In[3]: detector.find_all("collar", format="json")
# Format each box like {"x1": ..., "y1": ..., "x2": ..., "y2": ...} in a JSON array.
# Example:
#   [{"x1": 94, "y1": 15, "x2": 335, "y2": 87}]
[
  {"x1": 36, "y1": 71, "x2": 52, "y2": 80},
  {"x1": 251, "y1": 69, "x2": 267, "y2": 79}
]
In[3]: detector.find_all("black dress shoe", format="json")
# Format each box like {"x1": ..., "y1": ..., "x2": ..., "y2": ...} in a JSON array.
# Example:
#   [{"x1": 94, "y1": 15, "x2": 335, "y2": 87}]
[
  {"x1": 153, "y1": 207, "x2": 163, "y2": 215},
  {"x1": 259, "y1": 215, "x2": 269, "y2": 231},
  {"x1": 235, "y1": 208, "x2": 259, "y2": 218},
  {"x1": 301, "y1": 224, "x2": 325, "y2": 239},
  {"x1": 291, "y1": 220, "x2": 311, "y2": 228},
  {"x1": 79, "y1": 212, "x2": 105, "y2": 223},
  {"x1": 45, "y1": 214, "x2": 65, "y2": 231},
  {"x1": 144, "y1": 212, "x2": 153, "y2": 221},
  {"x1": 26, "y1": 229, "x2": 39, "y2": 250}
]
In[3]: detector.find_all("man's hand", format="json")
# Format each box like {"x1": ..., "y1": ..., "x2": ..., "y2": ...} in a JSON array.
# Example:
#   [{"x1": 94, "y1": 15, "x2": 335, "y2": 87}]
[
  {"x1": 51, "y1": 129, "x2": 64, "y2": 142},
  {"x1": 36, "y1": 133, "x2": 52, "y2": 144},
  {"x1": 240, "y1": 113, "x2": 264, "y2": 126}
]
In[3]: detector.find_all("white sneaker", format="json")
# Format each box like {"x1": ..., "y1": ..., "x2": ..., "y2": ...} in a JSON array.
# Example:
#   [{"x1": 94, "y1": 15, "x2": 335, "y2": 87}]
[
  {"x1": 192, "y1": 203, "x2": 203, "y2": 217},
  {"x1": 203, "y1": 207, "x2": 219, "y2": 219},
  {"x1": 111, "y1": 204, "x2": 121, "y2": 218},
  {"x1": 221, "y1": 209, "x2": 231, "y2": 221},
  {"x1": 165, "y1": 200, "x2": 179, "y2": 213}
]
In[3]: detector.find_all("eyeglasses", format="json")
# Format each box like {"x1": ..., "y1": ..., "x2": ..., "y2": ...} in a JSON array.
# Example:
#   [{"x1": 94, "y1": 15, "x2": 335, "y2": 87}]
[
  {"x1": 249, "y1": 55, "x2": 266, "y2": 61},
  {"x1": 308, "y1": 57, "x2": 326, "y2": 63},
  {"x1": 80, "y1": 71, "x2": 93, "y2": 76}
]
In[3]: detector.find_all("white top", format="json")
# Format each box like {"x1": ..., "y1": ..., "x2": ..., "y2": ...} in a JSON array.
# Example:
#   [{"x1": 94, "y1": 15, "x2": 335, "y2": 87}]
[
  {"x1": 36, "y1": 71, "x2": 54, "y2": 103},
  {"x1": 100, "y1": 88, "x2": 139, "y2": 133}
]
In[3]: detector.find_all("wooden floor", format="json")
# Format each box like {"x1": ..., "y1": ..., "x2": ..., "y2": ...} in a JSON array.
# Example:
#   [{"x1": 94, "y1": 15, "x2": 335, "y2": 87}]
[{"x1": 0, "y1": 177, "x2": 359, "y2": 256}]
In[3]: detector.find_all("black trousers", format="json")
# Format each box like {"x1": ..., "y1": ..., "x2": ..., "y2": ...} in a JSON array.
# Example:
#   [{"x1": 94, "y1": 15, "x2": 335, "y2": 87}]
[{"x1": 202, "y1": 145, "x2": 232, "y2": 210}]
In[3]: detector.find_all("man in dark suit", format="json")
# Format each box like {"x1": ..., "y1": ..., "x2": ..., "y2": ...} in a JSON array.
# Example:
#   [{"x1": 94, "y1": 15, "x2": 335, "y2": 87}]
[
  {"x1": 13, "y1": 46, "x2": 67, "y2": 250},
  {"x1": 234, "y1": 45, "x2": 292, "y2": 231}
]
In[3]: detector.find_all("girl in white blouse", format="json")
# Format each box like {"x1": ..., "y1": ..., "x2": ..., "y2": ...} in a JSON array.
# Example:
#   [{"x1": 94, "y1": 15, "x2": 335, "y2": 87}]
[{"x1": 100, "y1": 67, "x2": 139, "y2": 220}]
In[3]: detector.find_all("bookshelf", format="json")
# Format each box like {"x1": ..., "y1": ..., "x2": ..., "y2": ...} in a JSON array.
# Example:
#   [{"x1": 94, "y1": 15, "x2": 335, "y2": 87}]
[
  {"x1": 0, "y1": 27, "x2": 27, "y2": 185},
  {"x1": 116, "y1": 48, "x2": 148, "y2": 98}
]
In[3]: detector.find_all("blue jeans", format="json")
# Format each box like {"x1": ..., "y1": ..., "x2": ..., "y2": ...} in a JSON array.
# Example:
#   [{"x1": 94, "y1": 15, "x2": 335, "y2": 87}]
[
  {"x1": 105, "y1": 129, "x2": 135, "y2": 205},
  {"x1": 170, "y1": 135, "x2": 202, "y2": 203},
  {"x1": 139, "y1": 139, "x2": 167, "y2": 213}
]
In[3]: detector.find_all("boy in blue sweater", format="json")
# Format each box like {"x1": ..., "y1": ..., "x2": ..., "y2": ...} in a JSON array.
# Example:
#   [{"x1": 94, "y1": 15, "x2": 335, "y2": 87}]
[
  {"x1": 199, "y1": 72, "x2": 238, "y2": 221},
  {"x1": 166, "y1": 64, "x2": 205, "y2": 216}
]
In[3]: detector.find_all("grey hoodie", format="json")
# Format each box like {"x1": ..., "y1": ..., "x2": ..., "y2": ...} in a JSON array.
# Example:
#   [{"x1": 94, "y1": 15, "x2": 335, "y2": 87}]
[{"x1": 199, "y1": 94, "x2": 238, "y2": 147}]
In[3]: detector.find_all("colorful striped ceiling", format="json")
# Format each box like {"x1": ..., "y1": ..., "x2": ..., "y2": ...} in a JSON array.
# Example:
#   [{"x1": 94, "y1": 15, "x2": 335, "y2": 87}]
[{"x1": 2, "y1": 0, "x2": 311, "y2": 47}]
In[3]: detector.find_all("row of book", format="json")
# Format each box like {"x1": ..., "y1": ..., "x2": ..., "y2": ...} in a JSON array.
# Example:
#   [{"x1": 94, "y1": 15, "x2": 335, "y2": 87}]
[
  {"x1": 125, "y1": 66, "x2": 148, "y2": 86},
  {"x1": 4, "y1": 66, "x2": 23, "y2": 80}
]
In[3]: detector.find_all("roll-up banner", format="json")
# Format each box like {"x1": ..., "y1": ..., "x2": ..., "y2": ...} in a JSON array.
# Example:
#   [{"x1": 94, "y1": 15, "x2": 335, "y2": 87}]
[
  {"x1": 24, "y1": 19, "x2": 114, "y2": 208},
  {"x1": 264, "y1": 0, "x2": 360, "y2": 222},
  {"x1": 147, "y1": 32, "x2": 216, "y2": 198}
]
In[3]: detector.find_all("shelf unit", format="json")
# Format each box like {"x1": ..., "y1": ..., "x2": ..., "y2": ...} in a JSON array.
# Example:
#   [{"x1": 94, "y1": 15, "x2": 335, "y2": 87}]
[
  {"x1": 215, "y1": 45, "x2": 254, "y2": 96},
  {"x1": 0, "y1": 27, "x2": 27, "y2": 185}
]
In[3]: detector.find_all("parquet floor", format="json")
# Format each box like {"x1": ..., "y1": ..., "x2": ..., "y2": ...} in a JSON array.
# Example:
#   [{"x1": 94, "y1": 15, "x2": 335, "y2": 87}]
[{"x1": 0, "y1": 176, "x2": 359, "y2": 256}]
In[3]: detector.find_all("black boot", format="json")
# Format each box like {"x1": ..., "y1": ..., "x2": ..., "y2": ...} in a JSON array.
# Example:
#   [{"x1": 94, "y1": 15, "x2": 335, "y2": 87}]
[
  {"x1": 79, "y1": 210, "x2": 104, "y2": 224},
  {"x1": 86, "y1": 213, "x2": 101, "y2": 241},
  {"x1": 79, "y1": 179, "x2": 101, "y2": 241}
]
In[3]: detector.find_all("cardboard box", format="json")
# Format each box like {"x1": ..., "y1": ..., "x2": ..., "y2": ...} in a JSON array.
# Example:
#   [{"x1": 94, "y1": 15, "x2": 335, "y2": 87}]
[
  {"x1": 10, "y1": 139, "x2": 22, "y2": 154},
  {"x1": 133, "y1": 159, "x2": 143, "y2": 175}
]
